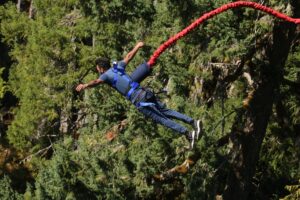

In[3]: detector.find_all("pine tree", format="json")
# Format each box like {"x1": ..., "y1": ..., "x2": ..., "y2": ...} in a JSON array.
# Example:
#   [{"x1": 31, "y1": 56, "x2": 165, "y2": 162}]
[
  {"x1": 0, "y1": 0, "x2": 299, "y2": 199},
  {"x1": 0, "y1": 175, "x2": 22, "y2": 200}
]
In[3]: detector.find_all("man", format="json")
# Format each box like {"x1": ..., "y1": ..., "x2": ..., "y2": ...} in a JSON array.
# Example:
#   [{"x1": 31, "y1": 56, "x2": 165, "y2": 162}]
[{"x1": 76, "y1": 42, "x2": 202, "y2": 148}]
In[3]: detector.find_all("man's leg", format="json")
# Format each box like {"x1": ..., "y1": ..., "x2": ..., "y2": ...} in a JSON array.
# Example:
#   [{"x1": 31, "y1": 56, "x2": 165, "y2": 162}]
[
  {"x1": 138, "y1": 105, "x2": 188, "y2": 134},
  {"x1": 156, "y1": 102, "x2": 194, "y2": 124},
  {"x1": 130, "y1": 62, "x2": 152, "y2": 83},
  {"x1": 157, "y1": 102, "x2": 203, "y2": 140},
  {"x1": 139, "y1": 105, "x2": 197, "y2": 148}
]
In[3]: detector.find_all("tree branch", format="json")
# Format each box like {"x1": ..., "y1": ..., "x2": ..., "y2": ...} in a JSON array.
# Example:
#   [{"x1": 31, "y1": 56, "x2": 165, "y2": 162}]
[{"x1": 19, "y1": 145, "x2": 53, "y2": 164}]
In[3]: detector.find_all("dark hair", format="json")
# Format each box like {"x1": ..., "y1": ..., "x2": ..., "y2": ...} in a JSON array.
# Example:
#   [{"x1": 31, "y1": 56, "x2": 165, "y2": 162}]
[{"x1": 95, "y1": 57, "x2": 111, "y2": 69}]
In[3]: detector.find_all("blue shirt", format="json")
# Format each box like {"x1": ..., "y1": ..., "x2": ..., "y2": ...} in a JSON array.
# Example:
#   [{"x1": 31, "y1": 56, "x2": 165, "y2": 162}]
[
  {"x1": 99, "y1": 61, "x2": 133, "y2": 96},
  {"x1": 99, "y1": 60, "x2": 151, "y2": 104}
]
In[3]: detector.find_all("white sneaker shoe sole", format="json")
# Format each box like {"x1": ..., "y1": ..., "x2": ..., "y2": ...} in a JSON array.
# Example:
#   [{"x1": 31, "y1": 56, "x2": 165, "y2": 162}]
[
  {"x1": 195, "y1": 120, "x2": 202, "y2": 140},
  {"x1": 190, "y1": 131, "x2": 195, "y2": 149}
]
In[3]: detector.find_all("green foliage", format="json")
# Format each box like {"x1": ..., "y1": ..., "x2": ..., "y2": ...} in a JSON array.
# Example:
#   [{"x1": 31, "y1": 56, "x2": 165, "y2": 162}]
[
  {"x1": 0, "y1": 0, "x2": 299, "y2": 199},
  {"x1": 0, "y1": 68, "x2": 6, "y2": 100},
  {"x1": 284, "y1": 45, "x2": 300, "y2": 124},
  {"x1": 281, "y1": 180, "x2": 300, "y2": 200},
  {"x1": 0, "y1": 175, "x2": 22, "y2": 200}
]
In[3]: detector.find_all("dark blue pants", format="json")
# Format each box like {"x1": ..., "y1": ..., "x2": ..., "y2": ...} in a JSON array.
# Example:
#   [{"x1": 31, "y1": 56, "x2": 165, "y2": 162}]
[
  {"x1": 136, "y1": 95, "x2": 194, "y2": 134},
  {"x1": 130, "y1": 62, "x2": 151, "y2": 83},
  {"x1": 130, "y1": 62, "x2": 193, "y2": 134}
]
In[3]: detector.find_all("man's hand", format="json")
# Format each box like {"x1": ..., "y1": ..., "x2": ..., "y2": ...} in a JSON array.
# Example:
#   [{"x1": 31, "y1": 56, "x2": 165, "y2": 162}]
[
  {"x1": 76, "y1": 79, "x2": 103, "y2": 92},
  {"x1": 76, "y1": 83, "x2": 88, "y2": 92},
  {"x1": 123, "y1": 41, "x2": 145, "y2": 64},
  {"x1": 136, "y1": 41, "x2": 144, "y2": 48}
]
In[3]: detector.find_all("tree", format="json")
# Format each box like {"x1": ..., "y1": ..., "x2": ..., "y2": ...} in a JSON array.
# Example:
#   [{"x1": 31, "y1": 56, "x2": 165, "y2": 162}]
[
  {"x1": 219, "y1": 1, "x2": 300, "y2": 199},
  {"x1": 0, "y1": 0, "x2": 299, "y2": 199}
]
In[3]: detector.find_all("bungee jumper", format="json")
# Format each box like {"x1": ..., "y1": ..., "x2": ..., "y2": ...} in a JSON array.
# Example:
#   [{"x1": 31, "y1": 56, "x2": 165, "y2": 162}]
[{"x1": 76, "y1": 42, "x2": 202, "y2": 149}]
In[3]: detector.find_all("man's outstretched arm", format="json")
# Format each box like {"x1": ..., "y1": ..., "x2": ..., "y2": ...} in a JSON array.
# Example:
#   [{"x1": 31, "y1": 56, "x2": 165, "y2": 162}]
[
  {"x1": 76, "y1": 79, "x2": 104, "y2": 92},
  {"x1": 123, "y1": 42, "x2": 144, "y2": 64}
]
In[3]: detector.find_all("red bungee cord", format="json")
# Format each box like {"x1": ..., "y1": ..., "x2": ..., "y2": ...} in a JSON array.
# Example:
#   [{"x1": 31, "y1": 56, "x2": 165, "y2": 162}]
[{"x1": 147, "y1": 1, "x2": 300, "y2": 67}]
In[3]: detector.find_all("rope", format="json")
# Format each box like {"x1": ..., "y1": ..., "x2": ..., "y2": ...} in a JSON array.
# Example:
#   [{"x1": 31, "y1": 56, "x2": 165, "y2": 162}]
[{"x1": 147, "y1": 1, "x2": 300, "y2": 67}]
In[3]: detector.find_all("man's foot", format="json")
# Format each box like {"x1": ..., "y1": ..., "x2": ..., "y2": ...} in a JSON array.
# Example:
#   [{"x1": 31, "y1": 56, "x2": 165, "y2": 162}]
[
  {"x1": 185, "y1": 130, "x2": 195, "y2": 149},
  {"x1": 193, "y1": 119, "x2": 203, "y2": 140}
]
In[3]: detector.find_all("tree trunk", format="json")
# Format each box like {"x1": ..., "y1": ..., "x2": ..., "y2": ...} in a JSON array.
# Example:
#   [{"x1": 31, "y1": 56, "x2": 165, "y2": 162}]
[
  {"x1": 222, "y1": 2, "x2": 299, "y2": 199},
  {"x1": 17, "y1": 0, "x2": 21, "y2": 12},
  {"x1": 29, "y1": 0, "x2": 35, "y2": 19}
]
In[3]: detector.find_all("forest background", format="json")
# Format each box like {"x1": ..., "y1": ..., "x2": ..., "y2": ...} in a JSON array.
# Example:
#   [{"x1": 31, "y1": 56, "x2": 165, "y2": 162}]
[{"x1": 0, "y1": 0, "x2": 300, "y2": 199}]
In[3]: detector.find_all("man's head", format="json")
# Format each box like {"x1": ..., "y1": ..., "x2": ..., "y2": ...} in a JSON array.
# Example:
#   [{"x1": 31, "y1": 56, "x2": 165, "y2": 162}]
[{"x1": 95, "y1": 57, "x2": 111, "y2": 74}]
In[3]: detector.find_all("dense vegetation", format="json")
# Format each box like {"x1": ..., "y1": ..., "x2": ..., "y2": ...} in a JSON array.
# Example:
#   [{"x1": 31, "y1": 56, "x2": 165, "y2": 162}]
[{"x1": 0, "y1": 0, "x2": 299, "y2": 199}]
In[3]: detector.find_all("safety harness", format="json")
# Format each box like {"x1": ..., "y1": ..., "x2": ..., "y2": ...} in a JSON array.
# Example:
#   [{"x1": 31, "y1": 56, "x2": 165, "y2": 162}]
[
  {"x1": 112, "y1": 61, "x2": 140, "y2": 100},
  {"x1": 111, "y1": 62, "x2": 155, "y2": 108}
]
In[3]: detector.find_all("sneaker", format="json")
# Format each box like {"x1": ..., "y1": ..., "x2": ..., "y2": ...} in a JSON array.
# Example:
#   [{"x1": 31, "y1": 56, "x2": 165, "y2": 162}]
[
  {"x1": 186, "y1": 130, "x2": 195, "y2": 149},
  {"x1": 193, "y1": 120, "x2": 203, "y2": 140}
]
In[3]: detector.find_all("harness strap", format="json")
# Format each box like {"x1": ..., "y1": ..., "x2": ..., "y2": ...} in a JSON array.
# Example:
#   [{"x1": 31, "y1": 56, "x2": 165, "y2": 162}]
[
  {"x1": 126, "y1": 82, "x2": 139, "y2": 99},
  {"x1": 130, "y1": 89, "x2": 156, "y2": 108},
  {"x1": 137, "y1": 102, "x2": 155, "y2": 107},
  {"x1": 112, "y1": 62, "x2": 119, "y2": 88},
  {"x1": 112, "y1": 61, "x2": 140, "y2": 99}
]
